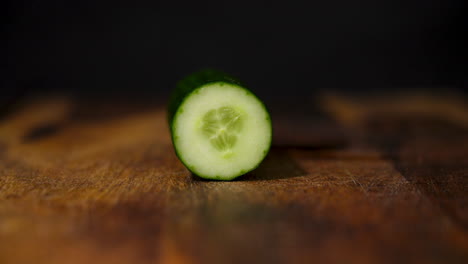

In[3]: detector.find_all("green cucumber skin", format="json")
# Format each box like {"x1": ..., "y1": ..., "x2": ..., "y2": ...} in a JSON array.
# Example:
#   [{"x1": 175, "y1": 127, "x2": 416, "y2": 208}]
[{"x1": 168, "y1": 69, "x2": 272, "y2": 180}]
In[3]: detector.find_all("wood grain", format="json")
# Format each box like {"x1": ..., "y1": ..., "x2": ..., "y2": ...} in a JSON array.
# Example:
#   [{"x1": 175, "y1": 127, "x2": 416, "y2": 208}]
[{"x1": 0, "y1": 93, "x2": 467, "y2": 264}]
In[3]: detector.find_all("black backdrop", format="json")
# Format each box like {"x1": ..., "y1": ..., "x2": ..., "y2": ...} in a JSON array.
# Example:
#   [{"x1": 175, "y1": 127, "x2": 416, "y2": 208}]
[{"x1": 3, "y1": 0, "x2": 467, "y2": 102}]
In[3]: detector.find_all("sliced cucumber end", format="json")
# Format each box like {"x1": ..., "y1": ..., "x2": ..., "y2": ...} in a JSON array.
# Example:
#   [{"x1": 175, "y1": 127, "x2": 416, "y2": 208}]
[{"x1": 172, "y1": 82, "x2": 271, "y2": 180}]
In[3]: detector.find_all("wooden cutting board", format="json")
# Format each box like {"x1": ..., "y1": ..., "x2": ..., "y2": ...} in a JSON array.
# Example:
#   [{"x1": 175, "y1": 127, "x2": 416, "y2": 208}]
[{"x1": 0, "y1": 93, "x2": 467, "y2": 264}]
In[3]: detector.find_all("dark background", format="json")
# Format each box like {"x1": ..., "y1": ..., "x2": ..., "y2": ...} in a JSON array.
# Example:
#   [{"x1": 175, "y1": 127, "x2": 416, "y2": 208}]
[{"x1": 2, "y1": 0, "x2": 467, "y2": 104}]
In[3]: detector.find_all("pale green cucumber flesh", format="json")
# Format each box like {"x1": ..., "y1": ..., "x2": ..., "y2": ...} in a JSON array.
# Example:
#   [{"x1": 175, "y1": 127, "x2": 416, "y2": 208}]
[{"x1": 171, "y1": 82, "x2": 271, "y2": 180}]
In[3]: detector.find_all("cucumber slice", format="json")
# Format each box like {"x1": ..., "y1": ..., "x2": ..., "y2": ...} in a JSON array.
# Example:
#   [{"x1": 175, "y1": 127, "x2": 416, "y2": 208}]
[{"x1": 168, "y1": 69, "x2": 272, "y2": 180}]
